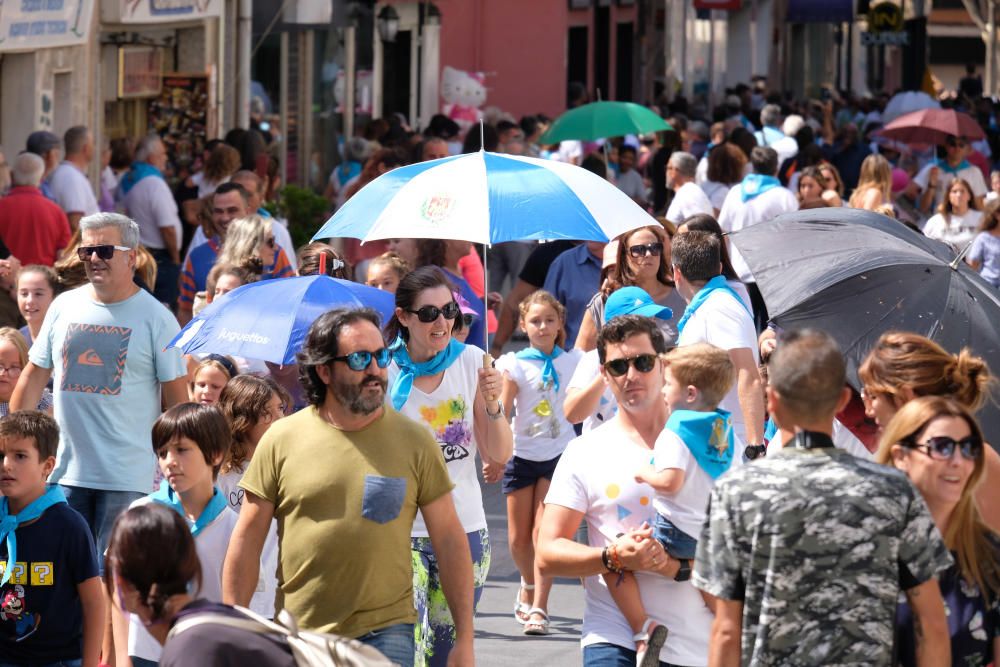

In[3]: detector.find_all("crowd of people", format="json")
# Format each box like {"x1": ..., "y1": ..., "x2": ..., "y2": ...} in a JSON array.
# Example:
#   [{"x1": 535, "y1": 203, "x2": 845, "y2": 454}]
[{"x1": 0, "y1": 75, "x2": 999, "y2": 667}]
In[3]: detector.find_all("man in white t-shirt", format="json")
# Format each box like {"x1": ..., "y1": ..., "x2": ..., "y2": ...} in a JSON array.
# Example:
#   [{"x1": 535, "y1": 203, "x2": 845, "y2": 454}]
[
  {"x1": 672, "y1": 230, "x2": 765, "y2": 461},
  {"x1": 911, "y1": 135, "x2": 988, "y2": 214},
  {"x1": 717, "y1": 146, "x2": 798, "y2": 330},
  {"x1": 665, "y1": 151, "x2": 713, "y2": 226},
  {"x1": 538, "y1": 315, "x2": 712, "y2": 666},
  {"x1": 48, "y1": 126, "x2": 99, "y2": 231}
]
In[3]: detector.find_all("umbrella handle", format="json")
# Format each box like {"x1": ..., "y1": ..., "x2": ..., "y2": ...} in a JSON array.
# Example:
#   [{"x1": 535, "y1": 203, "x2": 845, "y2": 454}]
[{"x1": 483, "y1": 353, "x2": 497, "y2": 401}]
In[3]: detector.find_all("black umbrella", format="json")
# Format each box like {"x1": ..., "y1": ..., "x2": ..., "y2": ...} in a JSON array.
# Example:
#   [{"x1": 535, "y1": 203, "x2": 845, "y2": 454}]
[{"x1": 730, "y1": 207, "x2": 1000, "y2": 438}]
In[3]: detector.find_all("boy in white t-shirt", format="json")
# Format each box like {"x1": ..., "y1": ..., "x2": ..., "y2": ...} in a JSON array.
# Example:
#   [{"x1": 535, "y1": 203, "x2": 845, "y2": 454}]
[{"x1": 605, "y1": 344, "x2": 735, "y2": 664}]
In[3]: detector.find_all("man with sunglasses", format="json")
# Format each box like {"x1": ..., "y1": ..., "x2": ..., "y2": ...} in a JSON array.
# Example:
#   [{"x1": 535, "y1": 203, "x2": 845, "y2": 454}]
[
  {"x1": 539, "y1": 315, "x2": 712, "y2": 666},
  {"x1": 11, "y1": 212, "x2": 188, "y2": 564},
  {"x1": 224, "y1": 308, "x2": 474, "y2": 666},
  {"x1": 694, "y1": 328, "x2": 950, "y2": 666},
  {"x1": 672, "y1": 231, "x2": 765, "y2": 463},
  {"x1": 912, "y1": 135, "x2": 988, "y2": 214}
]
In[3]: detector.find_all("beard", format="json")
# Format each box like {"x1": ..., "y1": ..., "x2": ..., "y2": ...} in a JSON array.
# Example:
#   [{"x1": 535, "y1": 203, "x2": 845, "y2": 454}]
[{"x1": 332, "y1": 373, "x2": 387, "y2": 415}]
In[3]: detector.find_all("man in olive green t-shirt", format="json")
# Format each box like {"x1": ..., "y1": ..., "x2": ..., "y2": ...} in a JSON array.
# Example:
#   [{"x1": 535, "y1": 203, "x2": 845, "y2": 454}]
[{"x1": 222, "y1": 308, "x2": 474, "y2": 667}]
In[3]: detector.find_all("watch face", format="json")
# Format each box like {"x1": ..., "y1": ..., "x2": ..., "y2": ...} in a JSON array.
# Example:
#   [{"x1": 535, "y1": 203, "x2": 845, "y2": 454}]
[{"x1": 744, "y1": 444, "x2": 767, "y2": 460}]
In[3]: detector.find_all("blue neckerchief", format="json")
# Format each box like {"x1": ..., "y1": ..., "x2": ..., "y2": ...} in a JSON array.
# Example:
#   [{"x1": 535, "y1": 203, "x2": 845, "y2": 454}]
[
  {"x1": 666, "y1": 409, "x2": 735, "y2": 480},
  {"x1": 740, "y1": 174, "x2": 781, "y2": 202},
  {"x1": 940, "y1": 159, "x2": 972, "y2": 176},
  {"x1": 119, "y1": 162, "x2": 164, "y2": 196},
  {"x1": 0, "y1": 485, "x2": 66, "y2": 585},
  {"x1": 764, "y1": 418, "x2": 778, "y2": 444},
  {"x1": 677, "y1": 275, "x2": 750, "y2": 334},
  {"x1": 150, "y1": 480, "x2": 228, "y2": 538},
  {"x1": 516, "y1": 346, "x2": 565, "y2": 393},
  {"x1": 257, "y1": 207, "x2": 272, "y2": 218},
  {"x1": 389, "y1": 337, "x2": 466, "y2": 411}
]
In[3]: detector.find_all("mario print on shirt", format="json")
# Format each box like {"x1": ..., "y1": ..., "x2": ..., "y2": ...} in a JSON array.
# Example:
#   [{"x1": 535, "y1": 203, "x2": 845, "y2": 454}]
[
  {"x1": 60, "y1": 324, "x2": 131, "y2": 394},
  {"x1": 0, "y1": 584, "x2": 39, "y2": 641}
]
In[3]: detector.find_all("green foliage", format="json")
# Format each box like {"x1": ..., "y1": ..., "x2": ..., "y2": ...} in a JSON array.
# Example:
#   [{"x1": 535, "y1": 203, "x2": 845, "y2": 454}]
[{"x1": 272, "y1": 185, "x2": 331, "y2": 249}]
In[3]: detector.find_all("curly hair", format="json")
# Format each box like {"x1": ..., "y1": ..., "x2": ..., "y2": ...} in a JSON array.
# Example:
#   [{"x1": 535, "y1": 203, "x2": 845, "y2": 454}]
[
  {"x1": 297, "y1": 308, "x2": 384, "y2": 407},
  {"x1": 217, "y1": 375, "x2": 290, "y2": 473}
]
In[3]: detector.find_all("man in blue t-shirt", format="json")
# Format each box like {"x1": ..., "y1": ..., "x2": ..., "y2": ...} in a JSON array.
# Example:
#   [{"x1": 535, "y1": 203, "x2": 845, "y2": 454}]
[
  {"x1": 542, "y1": 242, "x2": 604, "y2": 347},
  {"x1": 11, "y1": 213, "x2": 188, "y2": 562}
]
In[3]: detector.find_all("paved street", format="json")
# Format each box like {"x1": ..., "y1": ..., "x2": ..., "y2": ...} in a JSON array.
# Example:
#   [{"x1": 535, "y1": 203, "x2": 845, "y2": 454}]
[{"x1": 474, "y1": 465, "x2": 585, "y2": 666}]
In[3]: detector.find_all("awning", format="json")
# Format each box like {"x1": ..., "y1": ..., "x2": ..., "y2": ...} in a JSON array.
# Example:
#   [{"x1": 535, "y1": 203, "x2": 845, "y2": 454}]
[{"x1": 787, "y1": 0, "x2": 854, "y2": 23}]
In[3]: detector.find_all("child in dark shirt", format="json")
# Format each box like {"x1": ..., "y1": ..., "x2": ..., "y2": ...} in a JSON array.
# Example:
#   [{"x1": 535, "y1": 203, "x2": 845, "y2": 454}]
[{"x1": 0, "y1": 411, "x2": 104, "y2": 666}]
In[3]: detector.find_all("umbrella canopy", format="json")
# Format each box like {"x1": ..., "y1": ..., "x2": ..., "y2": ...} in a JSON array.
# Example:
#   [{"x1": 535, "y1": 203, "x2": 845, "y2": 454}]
[
  {"x1": 881, "y1": 91, "x2": 940, "y2": 124},
  {"x1": 539, "y1": 101, "x2": 673, "y2": 144},
  {"x1": 730, "y1": 208, "x2": 1000, "y2": 438},
  {"x1": 168, "y1": 275, "x2": 396, "y2": 365},
  {"x1": 878, "y1": 108, "x2": 985, "y2": 145},
  {"x1": 311, "y1": 151, "x2": 658, "y2": 245}
]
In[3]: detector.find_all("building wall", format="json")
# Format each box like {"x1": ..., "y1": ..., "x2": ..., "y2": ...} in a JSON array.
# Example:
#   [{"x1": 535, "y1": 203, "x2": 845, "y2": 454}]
[{"x1": 423, "y1": 0, "x2": 636, "y2": 119}]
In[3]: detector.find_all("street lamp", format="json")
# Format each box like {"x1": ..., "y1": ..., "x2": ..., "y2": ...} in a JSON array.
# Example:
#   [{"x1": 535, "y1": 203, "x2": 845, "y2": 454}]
[
  {"x1": 377, "y1": 5, "x2": 400, "y2": 43},
  {"x1": 425, "y1": 2, "x2": 441, "y2": 25}
]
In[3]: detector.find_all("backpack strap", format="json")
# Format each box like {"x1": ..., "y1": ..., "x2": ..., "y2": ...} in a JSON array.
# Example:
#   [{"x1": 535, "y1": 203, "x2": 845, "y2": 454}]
[{"x1": 167, "y1": 608, "x2": 290, "y2": 642}]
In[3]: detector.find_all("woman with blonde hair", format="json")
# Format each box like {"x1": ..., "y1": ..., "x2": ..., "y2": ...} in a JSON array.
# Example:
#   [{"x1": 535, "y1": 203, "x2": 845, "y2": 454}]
[
  {"x1": 848, "y1": 154, "x2": 893, "y2": 211},
  {"x1": 876, "y1": 396, "x2": 1000, "y2": 667},
  {"x1": 859, "y1": 331, "x2": 1000, "y2": 531},
  {"x1": 924, "y1": 177, "x2": 983, "y2": 251},
  {"x1": 216, "y1": 214, "x2": 293, "y2": 280}
]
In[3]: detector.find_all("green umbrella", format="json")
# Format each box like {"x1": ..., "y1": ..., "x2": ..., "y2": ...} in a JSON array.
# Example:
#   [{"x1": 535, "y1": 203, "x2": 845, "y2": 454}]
[{"x1": 539, "y1": 101, "x2": 673, "y2": 143}]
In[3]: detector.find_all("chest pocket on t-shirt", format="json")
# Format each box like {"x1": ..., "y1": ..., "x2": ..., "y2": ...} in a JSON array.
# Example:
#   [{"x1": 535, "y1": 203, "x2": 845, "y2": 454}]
[{"x1": 361, "y1": 475, "x2": 407, "y2": 524}]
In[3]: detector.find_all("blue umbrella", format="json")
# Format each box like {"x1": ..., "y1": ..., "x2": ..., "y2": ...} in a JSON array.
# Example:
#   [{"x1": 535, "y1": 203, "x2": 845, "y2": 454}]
[
  {"x1": 311, "y1": 151, "x2": 657, "y2": 245},
  {"x1": 168, "y1": 275, "x2": 396, "y2": 365}
]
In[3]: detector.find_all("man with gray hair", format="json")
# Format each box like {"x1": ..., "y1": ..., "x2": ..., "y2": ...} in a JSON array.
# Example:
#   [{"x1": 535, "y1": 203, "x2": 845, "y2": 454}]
[
  {"x1": 49, "y1": 125, "x2": 99, "y2": 231},
  {"x1": 12, "y1": 212, "x2": 188, "y2": 560},
  {"x1": 753, "y1": 103, "x2": 785, "y2": 148},
  {"x1": 664, "y1": 151, "x2": 713, "y2": 226},
  {"x1": 119, "y1": 134, "x2": 182, "y2": 309},
  {"x1": 0, "y1": 152, "x2": 70, "y2": 265}
]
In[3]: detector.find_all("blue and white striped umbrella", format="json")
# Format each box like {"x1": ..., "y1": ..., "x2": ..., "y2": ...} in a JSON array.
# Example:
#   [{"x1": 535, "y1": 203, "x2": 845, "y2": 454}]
[{"x1": 311, "y1": 151, "x2": 657, "y2": 245}]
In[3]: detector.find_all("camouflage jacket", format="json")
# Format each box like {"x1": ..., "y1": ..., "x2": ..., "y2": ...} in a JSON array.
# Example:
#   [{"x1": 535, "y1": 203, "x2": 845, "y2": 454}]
[{"x1": 693, "y1": 445, "x2": 952, "y2": 666}]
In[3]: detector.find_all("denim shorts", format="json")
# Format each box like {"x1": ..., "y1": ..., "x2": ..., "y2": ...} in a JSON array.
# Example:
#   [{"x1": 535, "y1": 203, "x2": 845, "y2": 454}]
[
  {"x1": 653, "y1": 513, "x2": 698, "y2": 560},
  {"x1": 502, "y1": 454, "x2": 561, "y2": 494}
]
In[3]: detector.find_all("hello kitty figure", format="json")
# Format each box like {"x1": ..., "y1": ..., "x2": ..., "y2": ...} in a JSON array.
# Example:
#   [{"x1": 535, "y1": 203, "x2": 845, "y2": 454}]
[{"x1": 441, "y1": 66, "x2": 487, "y2": 131}]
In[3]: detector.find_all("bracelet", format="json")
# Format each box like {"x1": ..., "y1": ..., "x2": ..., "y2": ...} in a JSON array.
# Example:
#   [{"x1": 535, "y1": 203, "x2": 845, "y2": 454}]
[
  {"x1": 601, "y1": 546, "x2": 613, "y2": 572},
  {"x1": 485, "y1": 401, "x2": 505, "y2": 421},
  {"x1": 608, "y1": 542, "x2": 625, "y2": 573}
]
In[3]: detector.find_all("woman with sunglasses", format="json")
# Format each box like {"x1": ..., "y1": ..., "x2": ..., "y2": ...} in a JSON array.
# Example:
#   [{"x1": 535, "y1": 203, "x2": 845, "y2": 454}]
[
  {"x1": 859, "y1": 331, "x2": 1000, "y2": 533},
  {"x1": 384, "y1": 265, "x2": 512, "y2": 667},
  {"x1": 215, "y1": 214, "x2": 294, "y2": 281},
  {"x1": 574, "y1": 225, "x2": 686, "y2": 352},
  {"x1": 968, "y1": 198, "x2": 1000, "y2": 288},
  {"x1": 875, "y1": 396, "x2": 1000, "y2": 667}
]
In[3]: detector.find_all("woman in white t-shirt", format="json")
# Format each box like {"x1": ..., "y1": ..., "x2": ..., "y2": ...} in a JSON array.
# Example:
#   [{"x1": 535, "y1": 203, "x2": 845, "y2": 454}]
[
  {"x1": 923, "y1": 177, "x2": 983, "y2": 252},
  {"x1": 216, "y1": 375, "x2": 290, "y2": 619},
  {"x1": 385, "y1": 266, "x2": 513, "y2": 667},
  {"x1": 497, "y1": 290, "x2": 582, "y2": 636}
]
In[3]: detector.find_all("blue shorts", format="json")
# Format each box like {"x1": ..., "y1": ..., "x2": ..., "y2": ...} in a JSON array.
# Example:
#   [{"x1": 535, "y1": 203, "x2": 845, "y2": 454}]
[
  {"x1": 653, "y1": 513, "x2": 698, "y2": 560},
  {"x1": 502, "y1": 454, "x2": 561, "y2": 494}
]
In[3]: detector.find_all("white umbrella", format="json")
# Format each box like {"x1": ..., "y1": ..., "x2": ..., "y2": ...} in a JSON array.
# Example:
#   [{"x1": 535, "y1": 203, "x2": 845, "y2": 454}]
[{"x1": 882, "y1": 91, "x2": 940, "y2": 124}]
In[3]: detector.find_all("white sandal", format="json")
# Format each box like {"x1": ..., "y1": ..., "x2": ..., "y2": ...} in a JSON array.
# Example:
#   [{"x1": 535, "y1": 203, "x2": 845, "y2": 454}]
[
  {"x1": 513, "y1": 580, "x2": 534, "y2": 625},
  {"x1": 633, "y1": 618, "x2": 668, "y2": 667},
  {"x1": 523, "y1": 608, "x2": 550, "y2": 636}
]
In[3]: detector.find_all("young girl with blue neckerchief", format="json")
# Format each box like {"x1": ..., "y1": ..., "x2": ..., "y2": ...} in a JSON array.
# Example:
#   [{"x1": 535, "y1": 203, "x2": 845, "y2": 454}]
[
  {"x1": 385, "y1": 265, "x2": 512, "y2": 667},
  {"x1": 496, "y1": 290, "x2": 581, "y2": 637}
]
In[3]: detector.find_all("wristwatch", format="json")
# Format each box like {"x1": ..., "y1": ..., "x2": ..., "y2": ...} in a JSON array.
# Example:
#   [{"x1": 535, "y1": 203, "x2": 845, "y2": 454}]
[
  {"x1": 744, "y1": 443, "x2": 767, "y2": 460},
  {"x1": 674, "y1": 558, "x2": 692, "y2": 582}
]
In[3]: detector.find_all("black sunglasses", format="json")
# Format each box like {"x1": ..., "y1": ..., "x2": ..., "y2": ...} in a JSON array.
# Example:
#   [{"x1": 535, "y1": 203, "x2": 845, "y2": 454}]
[
  {"x1": 628, "y1": 242, "x2": 664, "y2": 258},
  {"x1": 77, "y1": 244, "x2": 132, "y2": 261},
  {"x1": 332, "y1": 348, "x2": 391, "y2": 372},
  {"x1": 604, "y1": 353, "x2": 658, "y2": 377},
  {"x1": 903, "y1": 435, "x2": 983, "y2": 461},
  {"x1": 407, "y1": 302, "x2": 460, "y2": 323}
]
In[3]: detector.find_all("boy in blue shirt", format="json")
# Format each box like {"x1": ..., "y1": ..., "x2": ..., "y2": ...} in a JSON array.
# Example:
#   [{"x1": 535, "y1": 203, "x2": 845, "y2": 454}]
[{"x1": 0, "y1": 411, "x2": 104, "y2": 666}]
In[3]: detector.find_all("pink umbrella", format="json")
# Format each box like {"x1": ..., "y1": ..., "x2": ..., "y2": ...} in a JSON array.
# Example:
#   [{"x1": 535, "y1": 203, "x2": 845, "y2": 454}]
[{"x1": 877, "y1": 108, "x2": 985, "y2": 145}]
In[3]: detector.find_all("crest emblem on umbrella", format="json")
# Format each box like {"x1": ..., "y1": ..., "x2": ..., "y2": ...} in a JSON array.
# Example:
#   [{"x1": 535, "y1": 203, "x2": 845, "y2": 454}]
[{"x1": 421, "y1": 194, "x2": 456, "y2": 224}]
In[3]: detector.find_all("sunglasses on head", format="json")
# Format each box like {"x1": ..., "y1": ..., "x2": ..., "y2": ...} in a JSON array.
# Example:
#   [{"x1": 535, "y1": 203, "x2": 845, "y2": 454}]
[
  {"x1": 603, "y1": 353, "x2": 658, "y2": 377},
  {"x1": 332, "y1": 348, "x2": 391, "y2": 372},
  {"x1": 628, "y1": 242, "x2": 664, "y2": 258},
  {"x1": 77, "y1": 244, "x2": 132, "y2": 261},
  {"x1": 407, "y1": 302, "x2": 460, "y2": 323},
  {"x1": 903, "y1": 435, "x2": 983, "y2": 461}
]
